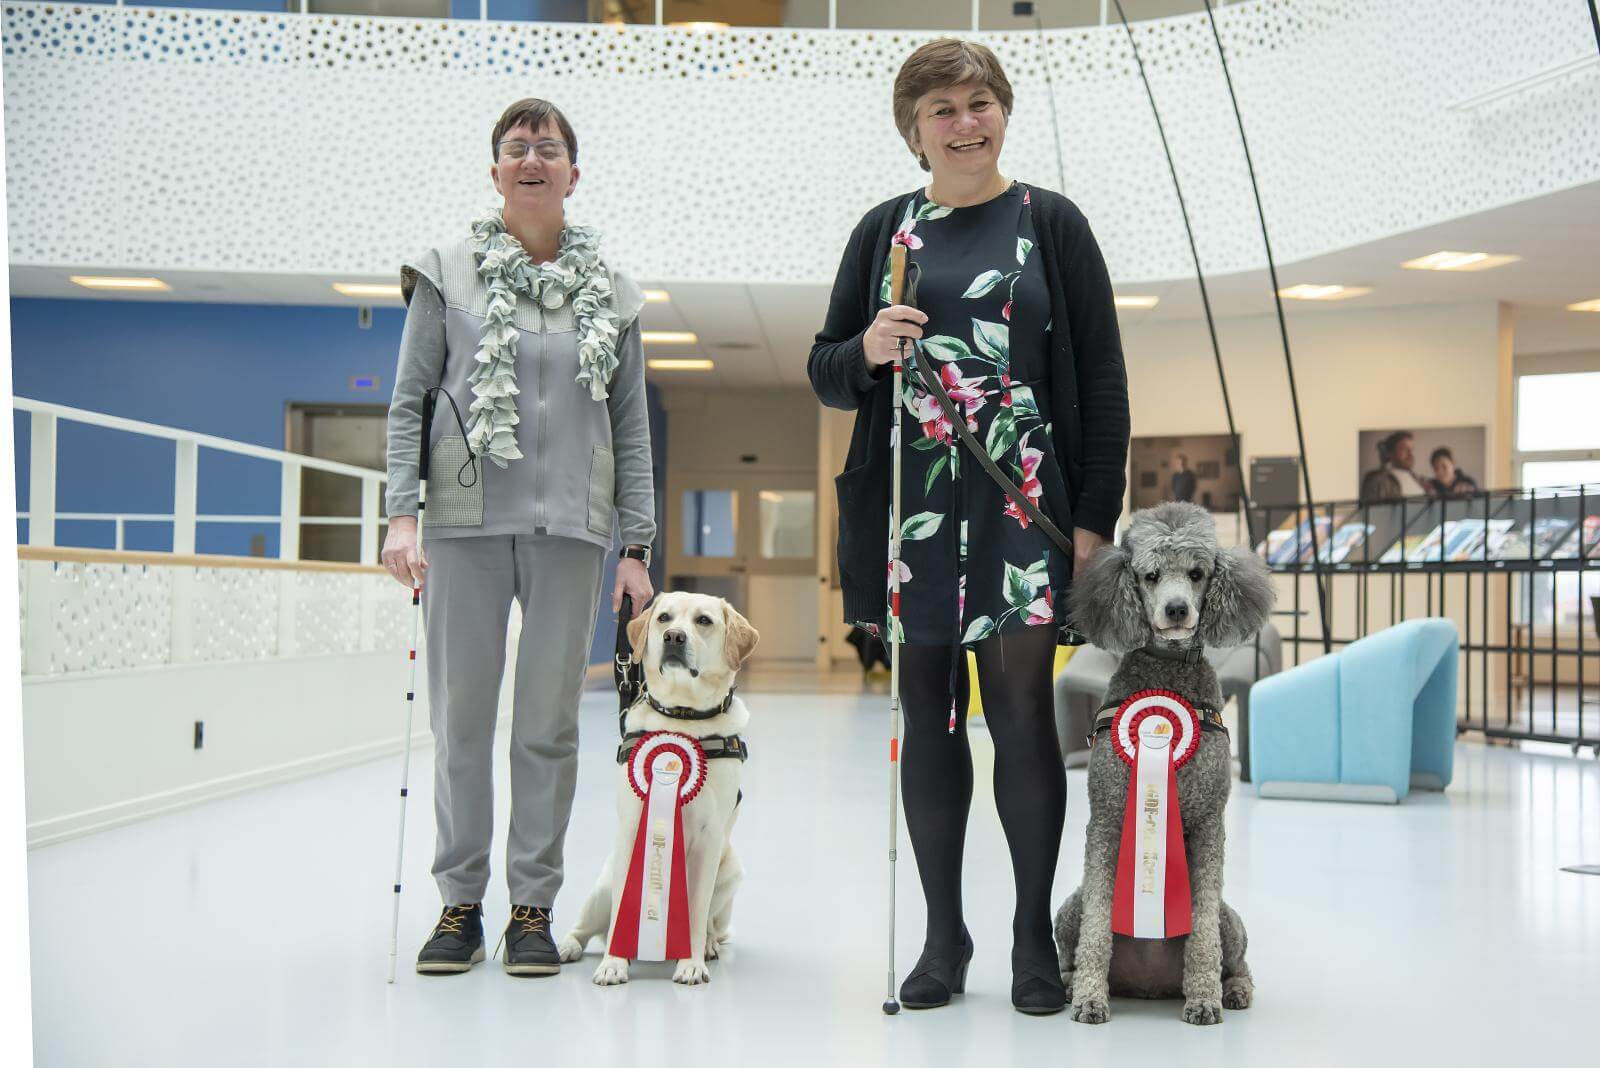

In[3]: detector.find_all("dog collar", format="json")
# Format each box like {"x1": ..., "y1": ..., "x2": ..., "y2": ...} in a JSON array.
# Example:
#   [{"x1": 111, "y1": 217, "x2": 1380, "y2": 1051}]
[
  {"x1": 643, "y1": 687, "x2": 736, "y2": 721},
  {"x1": 1139, "y1": 642, "x2": 1206, "y2": 665}
]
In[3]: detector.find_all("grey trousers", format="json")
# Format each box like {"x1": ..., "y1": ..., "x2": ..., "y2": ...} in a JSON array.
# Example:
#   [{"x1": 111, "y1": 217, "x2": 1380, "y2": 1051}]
[{"x1": 422, "y1": 533, "x2": 606, "y2": 907}]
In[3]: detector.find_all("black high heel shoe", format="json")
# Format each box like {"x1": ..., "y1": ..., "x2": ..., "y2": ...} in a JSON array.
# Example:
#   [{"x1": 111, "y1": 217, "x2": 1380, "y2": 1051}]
[
  {"x1": 898, "y1": 929, "x2": 974, "y2": 1010},
  {"x1": 1011, "y1": 948, "x2": 1067, "y2": 1015}
]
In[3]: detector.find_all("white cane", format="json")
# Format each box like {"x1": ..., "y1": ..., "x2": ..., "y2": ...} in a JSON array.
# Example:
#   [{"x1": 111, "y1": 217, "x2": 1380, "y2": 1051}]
[
  {"x1": 387, "y1": 388, "x2": 436, "y2": 984},
  {"x1": 882, "y1": 244, "x2": 909, "y2": 1015}
]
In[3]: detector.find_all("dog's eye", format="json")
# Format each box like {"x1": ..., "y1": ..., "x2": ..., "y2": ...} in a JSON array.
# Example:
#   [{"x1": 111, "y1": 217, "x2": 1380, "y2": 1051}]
[
  {"x1": 1144, "y1": 571, "x2": 1159, "y2": 584},
  {"x1": 695, "y1": 615, "x2": 712, "y2": 626},
  {"x1": 1188, "y1": 568, "x2": 1205, "y2": 583},
  {"x1": 657, "y1": 612, "x2": 670, "y2": 623}
]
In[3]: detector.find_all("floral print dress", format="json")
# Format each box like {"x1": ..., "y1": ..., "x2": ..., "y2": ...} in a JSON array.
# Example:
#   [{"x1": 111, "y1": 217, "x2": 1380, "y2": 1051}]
[{"x1": 871, "y1": 182, "x2": 1068, "y2": 647}]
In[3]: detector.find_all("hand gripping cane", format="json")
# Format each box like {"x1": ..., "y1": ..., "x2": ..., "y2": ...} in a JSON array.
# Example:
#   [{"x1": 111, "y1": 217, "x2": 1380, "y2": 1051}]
[
  {"x1": 387, "y1": 387, "x2": 436, "y2": 984},
  {"x1": 882, "y1": 243, "x2": 909, "y2": 1015}
]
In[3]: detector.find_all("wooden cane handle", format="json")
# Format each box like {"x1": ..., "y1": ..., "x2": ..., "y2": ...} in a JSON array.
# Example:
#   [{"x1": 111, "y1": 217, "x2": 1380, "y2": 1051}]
[{"x1": 888, "y1": 244, "x2": 907, "y2": 307}]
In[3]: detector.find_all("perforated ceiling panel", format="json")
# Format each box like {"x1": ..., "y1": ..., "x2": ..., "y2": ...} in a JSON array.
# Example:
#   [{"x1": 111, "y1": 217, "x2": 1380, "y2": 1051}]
[{"x1": 4, "y1": 1, "x2": 1597, "y2": 284}]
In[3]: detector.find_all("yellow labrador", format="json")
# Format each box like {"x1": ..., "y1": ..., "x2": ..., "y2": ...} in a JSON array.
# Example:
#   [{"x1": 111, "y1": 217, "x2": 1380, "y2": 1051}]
[{"x1": 558, "y1": 591, "x2": 759, "y2": 985}]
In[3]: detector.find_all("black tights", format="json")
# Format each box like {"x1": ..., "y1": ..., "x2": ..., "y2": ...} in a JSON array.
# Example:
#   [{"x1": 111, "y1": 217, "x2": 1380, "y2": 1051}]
[{"x1": 899, "y1": 625, "x2": 1066, "y2": 960}]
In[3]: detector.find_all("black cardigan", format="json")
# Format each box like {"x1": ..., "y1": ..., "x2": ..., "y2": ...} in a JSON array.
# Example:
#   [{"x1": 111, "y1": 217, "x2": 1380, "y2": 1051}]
[{"x1": 808, "y1": 185, "x2": 1130, "y2": 630}]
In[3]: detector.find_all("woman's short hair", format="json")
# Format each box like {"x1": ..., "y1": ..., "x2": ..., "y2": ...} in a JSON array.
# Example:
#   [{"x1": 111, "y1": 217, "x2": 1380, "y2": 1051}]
[
  {"x1": 893, "y1": 39, "x2": 1014, "y2": 171},
  {"x1": 491, "y1": 98, "x2": 579, "y2": 164},
  {"x1": 1430, "y1": 446, "x2": 1454, "y2": 466}
]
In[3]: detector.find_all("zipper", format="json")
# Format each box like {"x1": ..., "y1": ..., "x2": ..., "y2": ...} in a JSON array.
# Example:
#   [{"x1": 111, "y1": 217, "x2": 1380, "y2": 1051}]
[{"x1": 535, "y1": 308, "x2": 547, "y2": 530}]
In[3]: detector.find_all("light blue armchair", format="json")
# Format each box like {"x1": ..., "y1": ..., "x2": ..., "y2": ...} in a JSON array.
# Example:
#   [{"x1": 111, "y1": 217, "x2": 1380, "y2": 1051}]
[{"x1": 1248, "y1": 618, "x2": 1459, "y2": 803}]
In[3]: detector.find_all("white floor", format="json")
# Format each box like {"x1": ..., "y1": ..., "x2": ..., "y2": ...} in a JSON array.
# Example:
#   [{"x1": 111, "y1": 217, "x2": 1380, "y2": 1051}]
[{"x1": 27, "y1": 669, "x2": 1600, "y2": 1067}]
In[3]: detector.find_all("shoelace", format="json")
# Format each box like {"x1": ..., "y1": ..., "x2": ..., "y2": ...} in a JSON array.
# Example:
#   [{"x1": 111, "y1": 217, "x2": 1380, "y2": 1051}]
[
  {"x1": 493, "y1": 906, "x2": 551, "y2": 960},
  {"x1": 511, "y1": 905, "x2": 549, "y2": 937},
  {"x1": 433, "y1": 905, "x2": 476, "y2": 937}
]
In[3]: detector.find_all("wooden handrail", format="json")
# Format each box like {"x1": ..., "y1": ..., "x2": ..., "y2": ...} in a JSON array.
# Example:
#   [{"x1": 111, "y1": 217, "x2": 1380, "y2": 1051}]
[{"x1": 18, "y1": 546, "x2": 387, "y2": 577}]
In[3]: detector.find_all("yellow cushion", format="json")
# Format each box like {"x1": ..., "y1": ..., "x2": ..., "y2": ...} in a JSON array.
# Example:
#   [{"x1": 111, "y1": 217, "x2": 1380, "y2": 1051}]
[{"x1": 963, "y1": 644, "x2": 1077, "y2": 718}]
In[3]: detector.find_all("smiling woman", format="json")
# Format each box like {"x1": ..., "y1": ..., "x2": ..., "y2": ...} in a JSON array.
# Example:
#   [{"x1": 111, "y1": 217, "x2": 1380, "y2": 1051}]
[
  {"x1": 807, "y1": 37, "x2": 1130, "y2": 1019},
  {"x1": 381, "y1": 97, "x2": 659, "y2": 980}
]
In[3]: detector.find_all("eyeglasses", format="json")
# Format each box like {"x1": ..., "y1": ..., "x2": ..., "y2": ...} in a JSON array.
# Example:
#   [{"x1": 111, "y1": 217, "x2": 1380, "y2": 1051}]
[{"x1": 497, "y1": 138, "x2": 569, "y2": 163}]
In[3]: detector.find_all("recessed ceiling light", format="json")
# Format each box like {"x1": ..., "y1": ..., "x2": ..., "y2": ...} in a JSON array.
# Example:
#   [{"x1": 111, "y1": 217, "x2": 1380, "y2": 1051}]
[
  {"x1": 332, "y1": 282, "x2": 402, "y2": 299},
  {"x1": 1114, "y1": 295, "x2": 1160, "y2": 309},
  {"x1": 70, "y1": 275, "x2": 170, "y2": 291},
  {"x1": 642, "y1": 331, "x2": 698, "y2": 345},
  {"x1": 647, "y1": 358, "x2": 715, "y2": 371},
  {"x1": 1568, "y1": 298, "x2": 1600, "y2": 312},
  {"x1": 1278, "y1": 284, "x2": 1372, "y2": 301},
  {"x1": 642, "y1": 289, "x2": 671, "y2": 303},
  {"x1": 1400, "y1": 251, "x2": 1521, "y2": 272}
]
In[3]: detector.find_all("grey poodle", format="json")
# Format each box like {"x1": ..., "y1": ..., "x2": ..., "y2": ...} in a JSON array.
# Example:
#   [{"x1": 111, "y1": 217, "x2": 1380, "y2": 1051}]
[{"x1": 1053, "y1": 501, "x2": 1274, "y2": 1025}]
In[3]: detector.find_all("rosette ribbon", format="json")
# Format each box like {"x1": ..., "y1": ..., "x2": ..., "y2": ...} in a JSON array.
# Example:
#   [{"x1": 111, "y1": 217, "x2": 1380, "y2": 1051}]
[
  {"x1": 1110, "y1": 690, "x2": 1201, "y2": 939},
  {"x1": 609, "y1": 731, "x2": 708, "y2": 961}
]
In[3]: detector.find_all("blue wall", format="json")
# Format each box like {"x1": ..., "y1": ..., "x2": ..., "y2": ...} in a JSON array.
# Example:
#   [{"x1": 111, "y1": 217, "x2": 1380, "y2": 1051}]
[{"x1": 10, "y1": 295, "x2": 666, "y2": 666}]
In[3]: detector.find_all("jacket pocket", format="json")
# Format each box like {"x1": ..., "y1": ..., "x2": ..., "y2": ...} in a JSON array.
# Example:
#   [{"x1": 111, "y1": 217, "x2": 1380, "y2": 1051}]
[
  {"x1": 587, "y1": 445, "x2": 616, "y2": 536},
  {"x1": 833, "y1": 461, "x2": 877, "y2": 593},
  {"x1": 425, "y1": 435, "x2": 483, "y2": 527}
]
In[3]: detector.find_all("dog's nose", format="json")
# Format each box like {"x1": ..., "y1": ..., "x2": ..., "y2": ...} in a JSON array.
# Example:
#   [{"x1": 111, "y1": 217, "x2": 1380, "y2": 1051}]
[
  {"x1": 663, "y1": 629, "x2": 688, "y2": 649},
  {"x1": 1164, "y1": 601, "x2": 1190, "y2": 624}
]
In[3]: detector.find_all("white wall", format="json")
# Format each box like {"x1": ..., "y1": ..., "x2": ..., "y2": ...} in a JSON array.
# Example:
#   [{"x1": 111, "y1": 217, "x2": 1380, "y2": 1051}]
[{"x1": 21, "y1": 641, "x2": 528, "y2": 848}]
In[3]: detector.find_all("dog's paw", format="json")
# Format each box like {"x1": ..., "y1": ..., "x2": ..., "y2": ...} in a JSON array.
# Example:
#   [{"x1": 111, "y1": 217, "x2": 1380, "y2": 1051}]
[
  {"x1": 704, "y1": 939, "x2": 720, "y2": 961},
  {"x1": 592, "y1": 955, "x2": 630, "y2": 986},
  {"x1": 1222, "y1": 976, "x2": 1253, "y2": 1010},
  {"x1": 1182, "y1": 997, "x2": 1223, "y2": 1025},
  {"x1": 1061, "y1": 969, "x2": 1075, "y2": 1003},
  {"x1": 557, "y1": 935, "x2": 586, "y2": 963},
  {"x1": 672, "y1": 958, "x2": 711, "y2": 985},
  {"x1": 1072, "y1": 996, "x2": 1109, "y2": 1024}
]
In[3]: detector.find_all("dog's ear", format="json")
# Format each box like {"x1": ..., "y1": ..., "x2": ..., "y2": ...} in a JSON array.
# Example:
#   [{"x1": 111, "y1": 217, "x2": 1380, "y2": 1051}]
[
  {"x1": 1198, "y1": 546, "x2": 1276, "y2": 648},
  {"x1": 721, "y1": 601, "x2": 760, "y2": 673},
  {"x1": 626, "y1": 606, "x2": 651, "y2": 663},
  {"x1": 1068, "y1": 540, "x2": 1148, "y2": 653}
]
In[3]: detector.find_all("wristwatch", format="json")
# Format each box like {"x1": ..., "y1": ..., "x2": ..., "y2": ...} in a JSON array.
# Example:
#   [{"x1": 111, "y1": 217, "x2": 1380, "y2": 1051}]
[{"x1": 620, "y1": 544, "x2": 652, "y2": 567}]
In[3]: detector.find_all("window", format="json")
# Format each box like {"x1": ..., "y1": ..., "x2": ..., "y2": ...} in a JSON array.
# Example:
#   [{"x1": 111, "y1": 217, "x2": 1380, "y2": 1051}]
[{"x1": 1515, "y1": 369, "x2": 1600, "y2": 632}]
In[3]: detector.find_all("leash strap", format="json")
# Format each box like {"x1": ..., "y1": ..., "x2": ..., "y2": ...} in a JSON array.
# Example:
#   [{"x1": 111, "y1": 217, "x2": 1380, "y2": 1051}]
[
  {"x1": 615, "y1": 593, "x2": 644, "y2": 738},
  {"x1": 900, "y1": 262, "x2": 1073, "y2": 560}
]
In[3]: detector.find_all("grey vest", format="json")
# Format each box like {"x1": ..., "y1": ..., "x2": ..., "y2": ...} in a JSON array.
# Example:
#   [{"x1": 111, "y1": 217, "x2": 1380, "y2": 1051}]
[{"x1": 396, "y1": 238, "x2": 651, "y2": 550}]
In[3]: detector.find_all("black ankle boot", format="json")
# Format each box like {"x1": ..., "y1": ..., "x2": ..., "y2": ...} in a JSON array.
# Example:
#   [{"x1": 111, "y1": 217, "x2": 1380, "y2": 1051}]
[
  {"x1": 502, "y1": 905, "x2": 560, "y2": 976},
  {"x1": 416, "y1": 903, "x2": 485, "y2": 975},
  {"x1": 1011, "y1": 947, "x2": 1067, "y2": 1015},
  {"x1": 899, "y1": 929, "x2": 974, "y2": 1010}
]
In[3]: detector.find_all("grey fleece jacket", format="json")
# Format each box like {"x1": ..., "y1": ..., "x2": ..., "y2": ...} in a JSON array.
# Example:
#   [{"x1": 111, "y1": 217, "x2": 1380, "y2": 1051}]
[{"x1": 384, "y1": 237, "x2": 656, "y2": 551}]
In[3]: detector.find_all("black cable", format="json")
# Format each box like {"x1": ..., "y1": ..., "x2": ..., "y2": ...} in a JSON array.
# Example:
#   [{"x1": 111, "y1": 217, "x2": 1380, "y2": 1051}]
[
  {"x1": 1031, "y1": 12, "x2": 1068, "y2": 193},
  {"x1": 1109, "y1": 0, "x2": 1256, "y2": 549},
  {"x1": 1200, "y1": 0, "x2": 1331, "y2": 654},
  {"x1": 1589, "y1": 0, "x2": 1600, "y2": 54}
]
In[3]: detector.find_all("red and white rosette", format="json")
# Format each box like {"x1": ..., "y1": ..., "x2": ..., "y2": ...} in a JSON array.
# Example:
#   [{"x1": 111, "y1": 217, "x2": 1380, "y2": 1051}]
[
  {"x1": 1110, "y1": 690, "x2": 1200, "y2": 940},
  {"x1": 608, "y1": 731, "x2": 708, "y2": 962}
]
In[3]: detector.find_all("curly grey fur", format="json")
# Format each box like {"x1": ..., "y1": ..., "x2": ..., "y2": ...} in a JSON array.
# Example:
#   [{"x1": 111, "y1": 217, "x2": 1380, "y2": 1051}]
[
  {"x1": 1069, "y1": 502, "x2": 1273, "y2": 656},
  {"x1": 1055, "y1": 501, "x2": 1273, "y2": 1025}
]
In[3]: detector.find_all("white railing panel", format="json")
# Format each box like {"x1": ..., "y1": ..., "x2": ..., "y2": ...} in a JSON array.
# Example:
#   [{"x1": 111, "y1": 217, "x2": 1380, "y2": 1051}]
[
  {"x1": 27, "y1": 410, "x2": 56, "y2": 548},
  {"x1": 17, "y1": 554, "x2": 409, "y2": 678}
]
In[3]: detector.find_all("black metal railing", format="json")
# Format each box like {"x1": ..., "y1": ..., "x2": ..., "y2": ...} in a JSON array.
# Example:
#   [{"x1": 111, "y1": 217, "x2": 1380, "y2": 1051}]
[{"x1": 1250, "y1": 482, "x2": 1600, "y2": 754}]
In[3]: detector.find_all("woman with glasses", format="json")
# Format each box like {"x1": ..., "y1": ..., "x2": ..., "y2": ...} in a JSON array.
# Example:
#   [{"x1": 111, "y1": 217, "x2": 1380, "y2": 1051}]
[
  {"x1": 383, "y1": 98, "x2": 657, "y2": 979},
  {"x1": 808, "y1": 39, "x2": 1129, "y2": 1015}
]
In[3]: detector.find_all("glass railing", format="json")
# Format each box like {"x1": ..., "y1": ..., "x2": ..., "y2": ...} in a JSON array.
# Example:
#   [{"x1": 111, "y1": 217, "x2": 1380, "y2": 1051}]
[{"x1": 1251, "y1": 484, "x2": 1600, "y2": 572}]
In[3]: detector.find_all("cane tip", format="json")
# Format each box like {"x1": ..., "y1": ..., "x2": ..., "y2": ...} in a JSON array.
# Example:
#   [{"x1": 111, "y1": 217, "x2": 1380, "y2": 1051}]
[{"x1": 882, "y1": 998, "x2": 900, "y2": 1015}]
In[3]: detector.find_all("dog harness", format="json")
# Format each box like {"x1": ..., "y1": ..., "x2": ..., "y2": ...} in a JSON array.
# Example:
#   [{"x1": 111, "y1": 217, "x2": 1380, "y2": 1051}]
[
  {"x1": 616, "y1": 729, "x2": 748, "y2": 766},
  {"x1": 616, "y1": 690, "x2": 750, "y2": 769},
  {"x1": 1090, "y1": 701, "x2": 1226, "y2": 750}
]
